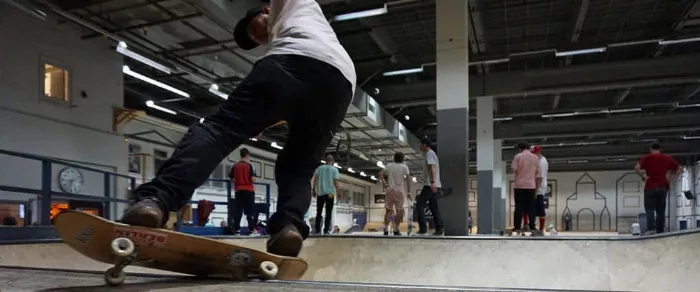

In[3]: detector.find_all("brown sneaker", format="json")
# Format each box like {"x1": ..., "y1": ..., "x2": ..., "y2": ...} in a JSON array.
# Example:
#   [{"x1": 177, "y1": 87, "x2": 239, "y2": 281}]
[
  {"x1": 266, "y1": 224, "x2": 303, "y2": 257},
  {"x1": 120, "y1": 198, "x2": 165, "y2": 228}
]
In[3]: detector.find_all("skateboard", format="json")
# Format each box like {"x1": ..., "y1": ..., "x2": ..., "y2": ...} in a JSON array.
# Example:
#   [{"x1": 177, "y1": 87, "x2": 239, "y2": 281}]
[{"x1": 52, "y1": 210, "x2": 308, "y2": 286}]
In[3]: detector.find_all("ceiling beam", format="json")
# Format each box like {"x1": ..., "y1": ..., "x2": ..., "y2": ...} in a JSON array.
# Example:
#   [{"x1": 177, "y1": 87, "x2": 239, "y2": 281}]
[
  {"x1": 654, "y1": 0, "x2": 700, "y2": 57},
  {"x1": 563, "y1": 0, "x2": 590, "y2": 66},
  {"x1": 375, "y1": 53, "x2": 700, "y2": 104}
]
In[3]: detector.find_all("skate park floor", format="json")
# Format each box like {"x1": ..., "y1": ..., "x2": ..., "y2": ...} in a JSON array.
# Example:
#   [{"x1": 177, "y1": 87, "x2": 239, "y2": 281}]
[{"x1": 1, "y1": 231, "x2": 698, "y2": 291}]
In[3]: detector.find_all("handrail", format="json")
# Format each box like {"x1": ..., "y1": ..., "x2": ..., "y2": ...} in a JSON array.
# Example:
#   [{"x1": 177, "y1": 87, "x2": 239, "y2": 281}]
[
  {"x1": 0, "y1": 147, "x2": 272, "y2": 235},
  {"x1": 0, "y1": 149, "x2": 133, "y2": 180}
]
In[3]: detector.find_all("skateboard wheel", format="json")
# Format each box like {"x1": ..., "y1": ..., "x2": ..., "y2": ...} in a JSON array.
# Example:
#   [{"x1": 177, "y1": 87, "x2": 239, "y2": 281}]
[
  {"x1": 110, "y1": 237, "x2": 135, "y2": 257},
  {"x1": 259, "y1": 261, "x2": 278, "y2": 279},
  {"x1": 104, "y1": 267, "x2": 126, "y2": 286}
]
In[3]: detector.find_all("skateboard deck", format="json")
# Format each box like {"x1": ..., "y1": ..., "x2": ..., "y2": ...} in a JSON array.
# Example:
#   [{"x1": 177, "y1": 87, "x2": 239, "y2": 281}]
[{"x1": 52, "y1": 210, "x2": 308, "y2": 286}]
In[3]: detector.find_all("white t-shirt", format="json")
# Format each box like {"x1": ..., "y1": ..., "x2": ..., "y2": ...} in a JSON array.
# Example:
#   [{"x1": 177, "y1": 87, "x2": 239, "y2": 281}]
[
  {"x1": 537, "y1": 156, "x2": 549, "y2": 195},
  {"x1": 384, "y1": 162, "x2": 410, "y2": 194},
  {"x1": 267, "y1": 0, "x2": 357, "y2": 95}
]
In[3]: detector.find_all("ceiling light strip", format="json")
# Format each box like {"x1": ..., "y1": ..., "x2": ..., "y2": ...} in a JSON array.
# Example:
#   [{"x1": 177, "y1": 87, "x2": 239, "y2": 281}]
[{"x1": 123, "y1": 66, "x2": 190, "y2": 98}]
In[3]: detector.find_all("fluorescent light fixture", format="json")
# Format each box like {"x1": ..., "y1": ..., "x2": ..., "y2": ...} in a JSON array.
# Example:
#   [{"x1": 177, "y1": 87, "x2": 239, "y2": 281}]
[
  {"x1": 606, "y1": 158, "x2": 627, "y2": 162},
  {"x1": 145, "y1": 100, "x2": 177, "y2": 115},
  {"x1": 567, "y1": 160, "x2": 588, "y2": 164},
  {"x1": 208, "y1": 84, "x2": 229, "y2": 99},
  {"x1": 347, "y1": 168, "x2": 356, "y2": 173},
  {"x1": 270, "y1": 142, "x2": 283, "y2": 150},
  {"x1": 609, "y1": 108, "x2": 642, "y2": 113},
  {"x1": 659, "y1": 37, "x2": 700, "y2": 46},
  {"x1": 581, "y1": 141, "x2": 608, "y2": 146},
  {"x1": 320, "y1": 160, "x2": 326, "y2": 164},
  {"x1": 383, "y1": 67, "x2": 423, "y2": 77},
  {"x1": 404, "y1": 115, "x2": 410, "y2": 121},
  {"x1": 370, "y1": 175, "x2": 378, "y2": 181},
  {"x1": 249, "y1": 137, "x2": 258, "y2": 141},
  {"x1": 333, "y1": 163, "x2": 342, "y2": 169},
  {"x1": 117, "y1": 41, "x2": 171, "y2": 74},
  {"x1": 469, "y1": 58, "x2": 510, "y2": 66},
  {"x1": 199, "y1": 118, "x2": 205, "y2": 123},
  {"x1": 332, "y1": 5, "x2": 387, "y2": 22},
  {"x1": 412, "y1": 177, "x2": 417, "y2": 183},
  {"x1": 360, "y1": 172, "x2": 367, "y2": 177},
  {"x1": 376, "y1": 161, "x2": 385, "y2": 169},
  {"x1": 683, "y1": 135, "x2": 700, "y2": 140},
  {"x1": 555, "y1": 47, "x2": 606, "y2": 57},
  {"x1": 542, "y1": 112, "x2": 576, "y2": 118},
  {"x1": 123, "y1": 66, "x2": 190, "y2": 98},
  {"x1": 608, "y1": 39, "x2": 660, "y2": 48},
  {"x1": 494, "y1": 116, "x2": 513, "y2": 121},
  {"x1": 677, "y1": 103, "x2": 700, "y2": 108}
]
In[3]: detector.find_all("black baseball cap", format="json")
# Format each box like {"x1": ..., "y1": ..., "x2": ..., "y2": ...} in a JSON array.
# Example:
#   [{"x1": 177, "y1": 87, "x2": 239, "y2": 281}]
[
  {"x1": 420, "y1": 136, "x2": 432, "y2": 146},
  {"x1": 234, "y1": 7, "x2": 263, "y2": 51}
]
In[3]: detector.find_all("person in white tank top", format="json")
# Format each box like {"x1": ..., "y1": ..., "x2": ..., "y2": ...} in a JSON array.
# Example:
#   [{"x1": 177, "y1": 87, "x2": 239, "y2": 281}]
[{"x1": 379, "y1": 152, "x2": 411, "y2": 236}]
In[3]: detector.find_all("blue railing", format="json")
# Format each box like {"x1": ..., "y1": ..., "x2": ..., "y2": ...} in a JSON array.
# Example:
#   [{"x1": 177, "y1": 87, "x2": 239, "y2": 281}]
[
  {"x1": 0, "y1": 148, "x2": 271, "y2": 234},
  {"x1": 0, "y1": 148, "x2": 136, "y2": 226}
]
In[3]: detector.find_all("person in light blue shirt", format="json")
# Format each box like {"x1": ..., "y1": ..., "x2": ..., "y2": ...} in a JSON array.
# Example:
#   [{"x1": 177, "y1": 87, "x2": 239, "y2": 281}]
[{"x1": 312, "y1": 154, "x2": 341, "y2": 234}]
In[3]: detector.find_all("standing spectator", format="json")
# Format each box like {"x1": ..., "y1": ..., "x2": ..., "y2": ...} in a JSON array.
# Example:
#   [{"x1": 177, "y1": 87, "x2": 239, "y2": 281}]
[
  {"x1": 511, "y1": 142, "x2": 540, "y2": 234},
  {"x1": 229, "y1": 148, "x2": 257, "y2": 234},
  {"x1": 312, "y1": 154, "x2": 340, "y2": 235},
  {"x1": 416, "y1": 136, "x2": 444, "y2": 236},
  {"x1": 635, "y1": 142, "x2": 682, "y2": 235},
  {"x1": 379, "y1": 152, "x2": 411, "y2": 236},
  {"x1": 531, "y1": 145, "x2": 549, "y2": 232}
]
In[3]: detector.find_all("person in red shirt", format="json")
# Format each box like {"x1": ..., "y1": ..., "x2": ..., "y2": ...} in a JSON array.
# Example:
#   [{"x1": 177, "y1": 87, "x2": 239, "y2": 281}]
[
  {"x1": 229, "y1": 148, "x2": 258, "y2": 235},
  {"x1": 635, "y1": 142, "x2": 682, "y2": 235}
]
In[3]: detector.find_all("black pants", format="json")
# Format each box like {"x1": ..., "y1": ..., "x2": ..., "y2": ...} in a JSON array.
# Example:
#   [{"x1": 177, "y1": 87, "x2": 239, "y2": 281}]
[
  {"x1": 130, "y1": 55, "x2": 353, "y2": 239},
  {"x1": 644, "y1": 187, "x2": 668, "y2": 233},
  {"x1": 513, "y1": 188, "x2": 536, "y2": 230},
  {"x1": 231, "y1": 190, "x2": 257, "y2": 232},
  {"x1": 314, "y1": 195, "x2": 335, "y2": 234},
  {"x1": 416, "y1": 186, "x2": 443, "y2": 232}
]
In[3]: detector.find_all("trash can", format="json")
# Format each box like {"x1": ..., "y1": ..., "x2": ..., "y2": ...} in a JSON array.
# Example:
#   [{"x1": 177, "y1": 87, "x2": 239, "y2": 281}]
[{"x1": 679, "y1": 219, "x2": 688, "y2": 230}]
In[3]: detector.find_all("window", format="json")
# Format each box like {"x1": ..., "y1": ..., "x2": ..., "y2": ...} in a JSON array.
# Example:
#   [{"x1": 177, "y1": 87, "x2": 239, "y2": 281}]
[
  {"x1": 153, "y1": 149, "x2": 168, "y2": 174},
  {"x1": 340, "y1": 189, "x2": 350, "y2": 205},
  {"x1": 43, "y1": 63, "x2": 70, "y2": 102},
  {"x1": 128, "y1": 144, "x2": 142, "y2": 173}
]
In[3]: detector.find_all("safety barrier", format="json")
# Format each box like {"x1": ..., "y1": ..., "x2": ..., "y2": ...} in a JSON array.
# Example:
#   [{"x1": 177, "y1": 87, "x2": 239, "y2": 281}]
[{"x1": 0, "y1": 148, "x2": 271, "y2": 240}]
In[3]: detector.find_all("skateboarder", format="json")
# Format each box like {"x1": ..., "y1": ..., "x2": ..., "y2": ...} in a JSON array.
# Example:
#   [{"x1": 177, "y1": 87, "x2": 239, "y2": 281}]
[
  {"x1": 634, "y1": 142, "x2": 682, "y2": 235},
  {"x1": 119, "y1": 0, "x2": 356, "y2": 258},
  {"x1": 379, "y1": 152, "x2": 411, "y2": 236},
  {"x1": 511, "y1": 142, "x2": 540, "y2": 234}
]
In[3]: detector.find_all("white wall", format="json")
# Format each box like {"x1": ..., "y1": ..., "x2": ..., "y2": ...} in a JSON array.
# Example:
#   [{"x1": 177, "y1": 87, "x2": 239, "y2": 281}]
[
  {"x1": 122, "y1": 117, "x2": 375, "y2": 231},
  {"x1": 0, "y1": 7, "x2": 127, "y2": 223},
  {"x1": 505, "y1": 171, "x2": 646, "y2": 232}
]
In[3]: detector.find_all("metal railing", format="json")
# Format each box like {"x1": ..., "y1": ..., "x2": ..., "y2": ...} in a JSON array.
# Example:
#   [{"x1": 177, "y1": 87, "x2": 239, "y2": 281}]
[{"x1": 0, "y1": 148, "x2": 271, "y2": 231}]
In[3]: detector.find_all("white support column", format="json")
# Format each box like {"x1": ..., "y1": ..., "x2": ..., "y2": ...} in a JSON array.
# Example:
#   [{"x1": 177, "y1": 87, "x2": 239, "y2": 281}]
[
  {"x1": 476, "y1": 96, "x2": 494, "y2": 233},
  {"x1": 435, "y1": 0, "x2": 470, "y2": 235},
  {"x1": 493, "y1": 139, "x2": 505, "y2": 231}
]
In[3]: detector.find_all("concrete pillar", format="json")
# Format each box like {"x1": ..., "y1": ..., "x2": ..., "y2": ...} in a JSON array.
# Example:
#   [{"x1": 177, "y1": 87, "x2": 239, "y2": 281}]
[
  {"x1": 493, "y1": 139, "x2": 506, "y2": 232},
  {"x1": 476, "y1": 96, "x2": 494, "y2": 233},
  {"x1": 435, "y1": 0, "x2": 470, "y2": 235}
]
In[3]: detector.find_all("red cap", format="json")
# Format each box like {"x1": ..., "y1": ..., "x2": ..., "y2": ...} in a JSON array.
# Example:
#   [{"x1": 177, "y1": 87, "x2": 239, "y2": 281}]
[{"x1": 531, "y1": 145, "x2": 542, "y2": 154}]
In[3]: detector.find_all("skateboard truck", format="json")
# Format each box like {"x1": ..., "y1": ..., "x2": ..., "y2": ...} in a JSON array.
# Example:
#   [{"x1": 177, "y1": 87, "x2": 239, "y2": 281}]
[{"x1": 105, "y1": 237, "x2": 137, "y2": 286}]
